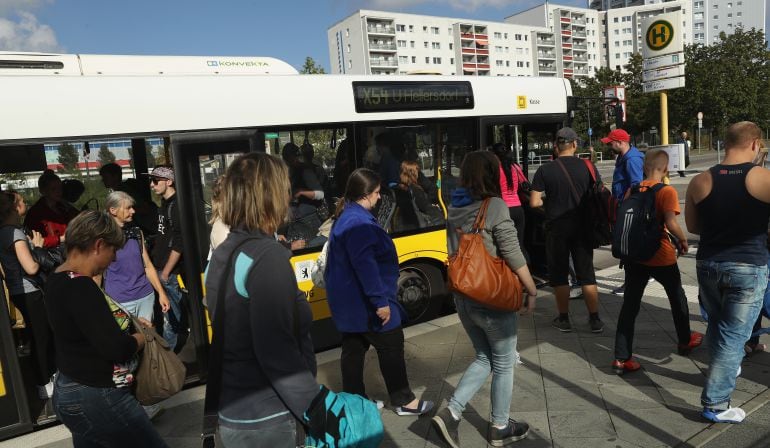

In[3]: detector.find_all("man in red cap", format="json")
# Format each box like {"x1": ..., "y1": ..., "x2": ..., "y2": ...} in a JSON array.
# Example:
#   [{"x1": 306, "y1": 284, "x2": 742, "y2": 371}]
[{"x1": 602, "y1": 128, "x2": 644, "y2": 296}]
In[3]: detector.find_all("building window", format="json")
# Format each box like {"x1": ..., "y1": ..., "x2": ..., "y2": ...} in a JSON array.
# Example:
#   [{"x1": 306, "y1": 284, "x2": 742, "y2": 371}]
[
  {"x1": 433, "y1": 57, "x2": 442, "y2": 64},
  {"x1": 695, "y1": 12, "x2": 704, "y2": 19},
  {"x1": 423, "y1": 26, "x2": 428, "y2": 33},
  {"x1": 410, "y1": 41, "x2": 415, "y2": 48},
  {"x1": 425, "y1": 57, "x2": 430, "y2": 63},
  {"x1": 399, "y1": 56, "x2": 408, "y2": 64},
  {"x1": 345, "y1": 28, "x2": 349, "y2": 37},
  {"x1": 614, "y1": 41, "x2": 620, "y2": 47},
  {"x1": 348, "y1": 60, "x2": 352, "y2": 69},
  {"x1": 694, "y1": 1, "x2": 703, "y2": 7},
  {"x1": 614, "y1": 17, "x2": 619, "y2": 23},
  {"x1": 397, "y1": 40, "x2": 406, "y2": 47},
  {"x1": 515, "y1": 34, "x2": 522, "y2": 40},
  {"x1": 524, "y1": 35, "x2": 528, "y2": 41},
  {"x1": 713, "y1": 3, "x2": 718, "y2": 8},
  {"x1": 494, "y1": 32, "x2": 502, "y2": 38},
  {"x1": 615, "y1": 53, "x2": 620, "y2": 58},
  {"x1": 714, "y1": 15, "x2": 718, "y2": 19},
  {"x1": 496, "y1": 60, "x2": 503, "y2": 67},
  {"x1": 505, "y1": 46, "x2": 509, "y2": 52},
  {"x1": 506, "y1": 61, "x2": 510, "y2": 67},
  {"x1": 396, "y1": 24, "x2": 405, "y2": 32},
  {"x1": 431, "y1": 26, "x2": 439, "y2": 34},
  {"x1": 526, "y1": 61, "x2": 530, "y2": 67},
  {"x1": 504, "y1": 33, "x2": 508, "y2": 39},
  {"x1": 516, "y1": 61, "x2": 524, "y2": 67},
  {"x1": 412, "y1": 56, "x2": 416, "y2": 63},
  {"x1": 409, "y1": 25, "x2": 414, "y2": 32},
  {"x1": 450, "y1": 58, "x2": 454, "y2": 64},
  {"x1": 496, "y1": 45, "x2": 503, "y2": 53},
  {"x1": 614, "y1": 29, "x2": 620, "y2": 35},
  {"x1": 432, "y1": 42, "x2": 440, "y2": 49},
  {"x1": 346, "y1": 44, "x2": 350, "y2": 53},
  {"x1": 424, "y1": 41, "x2": 428, "y2": 48},
  {"x1": 737, "y1": 12, "x2": 742, "y2": 16},
  {"x1": 449, "y1": 43, "x2": 453, "y2": 49}
]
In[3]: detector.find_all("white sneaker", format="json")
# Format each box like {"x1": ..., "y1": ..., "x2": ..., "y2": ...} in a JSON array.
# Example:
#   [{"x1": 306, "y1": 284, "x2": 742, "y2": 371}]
[
  {"x1": 736, "y1": 365, "x2": 742, "y2": 378},
  {"x1": 702, "y1": 407, "x2": 746, "y2": 423},
  {"x1": 37, "y1": 379, "x2": 54, "y2": 399},
  {"x1": 515, "y1": 351, "x2": 524, "y2": 365}
]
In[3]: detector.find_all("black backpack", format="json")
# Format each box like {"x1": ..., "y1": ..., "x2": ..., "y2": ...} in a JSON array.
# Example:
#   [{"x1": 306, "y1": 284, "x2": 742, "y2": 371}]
[
  {"x1": 556, "y1": 158, "x2": 616, "y2": 248},
  {"x1": 611, "y1": 183, "x2": 666, "y2": 262}
]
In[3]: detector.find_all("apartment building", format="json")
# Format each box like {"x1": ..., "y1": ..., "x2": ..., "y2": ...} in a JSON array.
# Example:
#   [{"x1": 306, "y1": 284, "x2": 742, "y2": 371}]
[
  {"x1": 327, "y1": 10, "x2": 549, "y2": 77},
  {"x1": 691, "y1": 0, "x2": 766, "y2": 44}
]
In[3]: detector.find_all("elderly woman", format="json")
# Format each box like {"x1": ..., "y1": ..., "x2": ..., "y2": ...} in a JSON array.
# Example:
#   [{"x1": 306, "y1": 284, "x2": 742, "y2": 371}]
[
  {"x1": 45, "y1": 211, "x2": 167, "y2": 447},
  {"x1": 205, "y1": 152, "x2": 319, "y2": 446}
]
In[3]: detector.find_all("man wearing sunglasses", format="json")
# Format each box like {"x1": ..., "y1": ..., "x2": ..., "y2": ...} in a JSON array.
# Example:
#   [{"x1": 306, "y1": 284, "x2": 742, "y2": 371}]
[{"x1": 149, "y1": 165, "x2": 186, "y2": 352}]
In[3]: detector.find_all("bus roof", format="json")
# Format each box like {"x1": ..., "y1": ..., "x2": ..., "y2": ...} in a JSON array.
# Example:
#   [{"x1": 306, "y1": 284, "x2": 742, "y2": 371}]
[
  {"x1": 0, "y1": 71, "x2": 571, "y2": 143},
  {"x1": 0, "y1": 52, "x2": 298, "y2": 76}
]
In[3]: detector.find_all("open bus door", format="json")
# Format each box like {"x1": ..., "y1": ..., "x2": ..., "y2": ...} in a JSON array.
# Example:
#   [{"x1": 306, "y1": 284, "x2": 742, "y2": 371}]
[
  {"x1": 169, "y1": 130, "x2": 261, "y2": 382},
  {"x1": 0, "y1": 276, "x2": 34, "y2": 440}
]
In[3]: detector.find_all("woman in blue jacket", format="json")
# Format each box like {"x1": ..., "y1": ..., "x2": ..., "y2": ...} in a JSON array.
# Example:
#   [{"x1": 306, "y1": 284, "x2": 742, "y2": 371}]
[{"x1": 325, "y1": 168, "x2": 433, "y2": 416}]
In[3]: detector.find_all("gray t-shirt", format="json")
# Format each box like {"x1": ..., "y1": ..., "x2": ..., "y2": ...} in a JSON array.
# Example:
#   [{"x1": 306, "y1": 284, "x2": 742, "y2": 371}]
[{"x1": 0, "y1": 226, "x2": 38, "y2": 295}]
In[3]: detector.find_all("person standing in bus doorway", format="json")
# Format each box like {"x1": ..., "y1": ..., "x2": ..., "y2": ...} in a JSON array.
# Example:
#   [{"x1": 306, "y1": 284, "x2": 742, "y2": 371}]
[
  {"x1": 325, "y1": 168, "x2": 434, "y2": 416},
  {"x1": 602, "y1": 129, "x2": 644, "y2": 296},
  {"x1": 149, "y1": 166, "x2": 186, "y2": 352},
  {"x1": 530, "y1": 128, "x2": 604, "y2": 333}
]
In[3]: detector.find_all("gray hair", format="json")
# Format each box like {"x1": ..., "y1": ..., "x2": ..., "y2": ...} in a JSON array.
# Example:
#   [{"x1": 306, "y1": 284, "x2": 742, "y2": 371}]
[{"x1": 105, "y1": 191, "x2": 135, "y2": 211}]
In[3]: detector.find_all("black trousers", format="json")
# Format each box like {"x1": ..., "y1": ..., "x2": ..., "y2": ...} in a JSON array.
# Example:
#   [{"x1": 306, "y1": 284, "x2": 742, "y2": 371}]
[
  {"x1": 614, "y1": 262, "x2": 692, "y2": 360},
  {"x1": 508, "y1": 206, "x2": 527, "y2": 262},
  {"x1": 11, "y1": 291, "x2": 55, "y2": 385},
  {"x1": 340, "y1": 327, "x2": 415, "y2": 407}
]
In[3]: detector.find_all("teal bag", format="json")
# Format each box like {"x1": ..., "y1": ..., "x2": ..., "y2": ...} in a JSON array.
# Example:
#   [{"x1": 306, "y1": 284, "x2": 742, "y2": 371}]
[{"x1": 304, "y1": 385, "x2": 384, "y2": 448}]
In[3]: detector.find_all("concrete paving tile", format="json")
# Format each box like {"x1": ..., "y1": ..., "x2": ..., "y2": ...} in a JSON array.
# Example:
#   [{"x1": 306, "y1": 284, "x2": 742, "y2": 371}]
[
  {"x1": 452, "y1": 342, "x2": 478, "y2": 358},
  {"x1": 589, "y1": 365, "x2": 657, "y2": 387},
  {"x1": 733, "y1": 375, "x2": 769, "y2": 395},
  {"x1": 608, "y1": 405, "x2": 708, "y2": 447},
  {"x1": 405, "y1": 356, "x2": 452, "y2": 379},
  {"x1": 379, "y1": 410, "x2": 434, "y2": 440},
  {"x1": 544, "y1": 385, "x2": 604, "y2": 412},
  {"x1": 552, "y1": 437, "x2": 644, "y2": 448},
  {"x1": 547, "y1": 410, "x2": 615, "y2": 439},
  {"x1": 380, "y1": 438, "x2": 429, "y2": 448},
  {"x1": 154, "y1": 402, "x2": 202, "y2": 437},
  {"x1": 537, "y1": 339, "x2": 585, "y2": 355},
  {"x1": 404, "y1": 342, "x2": 456, "y2": 360},
  {"x1": 599, "y1": 384, "x2": 666, "y2": 410},
  {"x1": 540, "y1": 352, "x2": 594, "y2": 389},
  {"x1": 579, "y1": 336, "x2": 615, "y2": 354},
  {"x1": 408, "y1": 326, "x2": 461, "y2": 345}
]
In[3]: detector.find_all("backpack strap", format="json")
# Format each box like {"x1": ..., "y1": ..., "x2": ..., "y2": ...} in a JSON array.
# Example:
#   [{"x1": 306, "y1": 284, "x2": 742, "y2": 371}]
[
  {"x1": 201, "y1": 235, "x2": 264, "y2": 448},
  {"x1": 555, "y1": 158, "x2": 582, "y2": 206}
]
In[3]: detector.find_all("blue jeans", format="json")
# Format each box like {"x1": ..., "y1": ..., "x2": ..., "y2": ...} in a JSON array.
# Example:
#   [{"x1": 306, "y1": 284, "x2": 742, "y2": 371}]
[
  {"x1": 219, "y1": 418, "x2": 297, "y2": 448},
  {"x1": 53, "y1": 372, "x2": 168, "y2": 447},
  {"x1": 696, "y1": 261, "x2": 767, "y2": 410},
  {"x1": 449, "y1": 297, "x2": 518, "y2": 426},
  {"x1": 120, "y1": 291, "x2": 155, "y2": 322},
  {"x1": 159, "y1": 272, "x2": 184, "y2": 351}
]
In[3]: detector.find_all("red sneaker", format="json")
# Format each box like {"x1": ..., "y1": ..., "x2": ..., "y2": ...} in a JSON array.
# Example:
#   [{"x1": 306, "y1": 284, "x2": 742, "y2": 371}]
[
  {"x1": 612, "y1": 358, "x2": 641, "y2": 375},
  {"x1": 678, "y1": 331, "x2": 704, "y2": 355}
]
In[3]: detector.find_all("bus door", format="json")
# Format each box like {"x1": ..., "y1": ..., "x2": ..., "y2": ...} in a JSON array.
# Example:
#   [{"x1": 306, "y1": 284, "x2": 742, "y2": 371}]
[
  {"x1": 0, "y1": 282, "x2": 33, "y2": 440},
  {"x1": 168, "y1": 130, "x2": 261, "y2": 382}
]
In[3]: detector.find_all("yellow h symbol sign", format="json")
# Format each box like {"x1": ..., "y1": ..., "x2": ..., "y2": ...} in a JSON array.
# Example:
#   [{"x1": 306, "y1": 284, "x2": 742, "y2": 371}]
[{"x1": 646, "y1": 20, "x2": 674, "y2": 51}]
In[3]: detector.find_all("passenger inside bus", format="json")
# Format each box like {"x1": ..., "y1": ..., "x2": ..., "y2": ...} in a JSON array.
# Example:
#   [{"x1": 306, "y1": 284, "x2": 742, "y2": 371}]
[
  {"x1": 99, "y1": 162, "x2": 158, "y2": 235},
  {"x1": 24, "y1": 170, "x2": 79, "y2": 248},
  {"x1": 282, "y1": 142, "x2": 326, "y2": 246}
]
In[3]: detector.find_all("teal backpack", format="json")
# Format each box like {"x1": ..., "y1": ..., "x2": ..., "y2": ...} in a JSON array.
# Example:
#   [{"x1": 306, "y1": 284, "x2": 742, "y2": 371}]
[{"x1": 304, "y1": 385, "x2": 384, "y2": 448}]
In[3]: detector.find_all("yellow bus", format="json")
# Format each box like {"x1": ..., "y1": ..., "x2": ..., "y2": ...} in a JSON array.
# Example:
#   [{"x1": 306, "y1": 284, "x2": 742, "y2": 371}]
[{"x1": 0, "y1": 51, "x2": 572, "y2": 438}]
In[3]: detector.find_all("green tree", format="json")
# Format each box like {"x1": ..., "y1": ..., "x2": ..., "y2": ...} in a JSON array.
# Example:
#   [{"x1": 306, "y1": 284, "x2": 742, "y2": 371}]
[
  {"x1": 98, "y1": 144, "x2": 116, "y2": 166},
  {"x1": 57, "y1": 142, "x2": 79, "y2": 174},
  {"x1": 145, "y1": 142, "x2": 156, "y2": 168},
  {"x1": 300, "y1": 57, "x2": 326, "y2": 74}
]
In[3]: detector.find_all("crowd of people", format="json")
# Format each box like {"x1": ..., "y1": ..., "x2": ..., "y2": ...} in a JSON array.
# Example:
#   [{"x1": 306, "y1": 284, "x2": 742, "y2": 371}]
[{"x1": 1, "y1": 120, "x2": 767, "y2": 446}]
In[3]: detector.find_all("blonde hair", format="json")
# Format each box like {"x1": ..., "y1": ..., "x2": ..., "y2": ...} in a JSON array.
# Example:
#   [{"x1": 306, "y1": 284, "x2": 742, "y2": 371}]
[
  {"x1": 399, "y1": 160, "x2": 420, "y2": 187},
  {"x1": 209, "y1": 175, "x2": 225, "y2": 225},
  {"x1": 65, "y1": 210, "x2": 125, "y2": 253},
  {"x1": 644, "y1": 149, "x2": 669, "y2": 172},
  {"x1": 220, "y1": 153, "x2": 291, "y2": 234}
]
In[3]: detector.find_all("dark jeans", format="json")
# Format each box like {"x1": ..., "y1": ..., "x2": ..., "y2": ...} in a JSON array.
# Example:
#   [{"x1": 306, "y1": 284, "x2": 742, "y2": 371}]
[
  {"x1": 508, "y1": 206, "x2": 527, "y2": 261},
  {"x1": 11, "y1": 291, "x2": 55, "y2": 385},
  {"x1": 340, "y1": 328, "x2": 415, "y2": 407},
  {"x1": 53, "y1": 373, "x2": 168, "y2": 448},
  {"x1": 614, "y1": 262, "x2": 692, "y2": 360}
]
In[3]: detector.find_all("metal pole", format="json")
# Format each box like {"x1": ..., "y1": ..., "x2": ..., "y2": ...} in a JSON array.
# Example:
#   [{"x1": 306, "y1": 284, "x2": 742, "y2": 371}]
[
  {"x1": 586, "y1": 99, "x2": 592, "y2": 147},
  {"x1": 697, "y1": 127, "x2": 701, "y2": 155},
  {"x1": 660, "y1": 91, "x2": 669, "y2": 145}
]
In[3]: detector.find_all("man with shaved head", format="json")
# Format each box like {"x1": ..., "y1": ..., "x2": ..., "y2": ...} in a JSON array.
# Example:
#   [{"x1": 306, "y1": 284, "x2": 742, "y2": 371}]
[{"x1": 686, "y1": 121, "x2": 770, "y2": 423}]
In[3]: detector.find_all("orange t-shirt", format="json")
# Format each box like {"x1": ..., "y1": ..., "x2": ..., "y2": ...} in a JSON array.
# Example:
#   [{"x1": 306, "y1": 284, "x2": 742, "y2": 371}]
[{"x1": 633, "y1": 180, "x2": 680, "y2": 267}]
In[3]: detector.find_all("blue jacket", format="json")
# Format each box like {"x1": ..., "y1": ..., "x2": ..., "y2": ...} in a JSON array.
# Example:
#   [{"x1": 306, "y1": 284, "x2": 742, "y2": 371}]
[
  {"x1": 325, "y1": 202, "x2": 405, "y2": 333},
  {"x1": 612, "y1": 146, "x2": 644, "y2": 201}
]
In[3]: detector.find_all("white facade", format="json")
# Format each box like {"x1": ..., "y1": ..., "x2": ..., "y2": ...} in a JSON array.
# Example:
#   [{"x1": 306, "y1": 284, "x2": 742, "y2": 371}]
[
  {"x1": 691, "y1": 0, "x2": 766, "y2": 44},
  {"x1": 602, "y1": 0, "x2": 692, "y2": 70},
  {"x1": 328, "y1": 10, "x2": 548, "y2": 77}
]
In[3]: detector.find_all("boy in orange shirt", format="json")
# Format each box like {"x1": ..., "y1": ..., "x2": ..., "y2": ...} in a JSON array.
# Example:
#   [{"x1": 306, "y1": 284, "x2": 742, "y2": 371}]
[{"x1": 612, "y1": 149, "x2": 703, "y2": 374}]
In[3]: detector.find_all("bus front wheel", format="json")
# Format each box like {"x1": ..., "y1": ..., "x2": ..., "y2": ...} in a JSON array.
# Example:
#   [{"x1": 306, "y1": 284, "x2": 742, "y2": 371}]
[{"x1": 397, "y1": 262, "x2": 445, "y2": 324}]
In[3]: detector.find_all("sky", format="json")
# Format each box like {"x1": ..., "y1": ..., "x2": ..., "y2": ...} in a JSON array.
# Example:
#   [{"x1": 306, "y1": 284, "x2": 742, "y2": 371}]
[{"x1": 0, "y1": 0, "x2": 767, "y2": 73}]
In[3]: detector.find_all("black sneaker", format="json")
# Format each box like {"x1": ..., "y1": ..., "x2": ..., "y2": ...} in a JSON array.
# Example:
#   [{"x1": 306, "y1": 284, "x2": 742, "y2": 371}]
[
  {"x1": 488, "y1": 419, "x2": 530, "y2": 446},
  {"x1": 589, "y1": 317, "x2": 604, "y2": 333},
  {"x1": 552, "y1": 317, "x2": 572, "y2": 332},
  {"x1": 432, "y1": 408, "x2": 460, "y2": 448}
]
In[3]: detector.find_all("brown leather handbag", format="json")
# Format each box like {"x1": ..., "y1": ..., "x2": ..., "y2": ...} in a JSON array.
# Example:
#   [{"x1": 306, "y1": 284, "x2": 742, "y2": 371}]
[{"x1": 447, "y1": 198, "x2": 523, "y2": 311}]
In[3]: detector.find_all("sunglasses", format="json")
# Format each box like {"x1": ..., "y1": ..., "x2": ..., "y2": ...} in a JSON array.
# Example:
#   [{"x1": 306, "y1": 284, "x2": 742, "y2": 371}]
[{"x1": 150, "y1": 177, "x2": 165, "y2": 185}]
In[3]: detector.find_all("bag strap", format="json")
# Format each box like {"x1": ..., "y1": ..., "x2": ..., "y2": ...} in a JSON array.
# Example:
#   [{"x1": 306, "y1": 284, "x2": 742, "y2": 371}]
[
  {"x1": 201, "y1": 235, "x2": 263, "y2": 448},
  {"x1": 471, "y1": 198, "x2": 491, "y2": 233},
  {"x1": 555, "y1": 158, "x2": 582, "y2": 206},
  {"x1": 582, "y1": 158, "x2": 598, "y2": 184}
]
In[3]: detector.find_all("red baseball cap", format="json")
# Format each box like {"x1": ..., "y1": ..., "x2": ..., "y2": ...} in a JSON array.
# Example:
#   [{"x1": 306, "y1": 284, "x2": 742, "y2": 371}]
[{"x1": 601, "y1": 129, "x2": 630, "y2": 144}]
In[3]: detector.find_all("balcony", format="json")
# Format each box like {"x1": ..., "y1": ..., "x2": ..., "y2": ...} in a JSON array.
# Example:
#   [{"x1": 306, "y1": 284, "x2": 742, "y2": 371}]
[
  {"x1": 572, "y1": 19, "x2": 587, "y2": 26},
  {"x1": 573, "y1": 43, "x2": 588, "y2": 50},
  {"x1": 367, "y1": 25, "x2": 395, "y2": 35},
  {"x1": 538, "y1": 52, "x2": 556, "y2": 59},
  {"x1": 538, "y1": 64, "x2": 556, "y2": 72},
  {"x1": 537, "y1": 39, "x2": 555, "y2": 46},
  {"x1": 368, "y1": 43, "x2": 397, "y2": 51},
  {"x1": 370, "y1": 58, "x2": 398, "y2": 67},
  {"x1": 560, "y1": 17, "x2": 571, "y2": 23},
  {"x1": 573, "y1": 55, "x2": 588, "y2": 62},
  {"x1": 572, "y1": 31, "x2": 587, "y2": 38}
]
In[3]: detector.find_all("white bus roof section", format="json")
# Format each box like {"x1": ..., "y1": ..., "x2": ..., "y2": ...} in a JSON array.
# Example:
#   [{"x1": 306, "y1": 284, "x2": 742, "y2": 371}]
[
  {"x1": 0, "y1": 74, "x2": 571, "y2": 142},
  {"x1": 0, "y1": 52, "x2": 298, "y2": 76}
]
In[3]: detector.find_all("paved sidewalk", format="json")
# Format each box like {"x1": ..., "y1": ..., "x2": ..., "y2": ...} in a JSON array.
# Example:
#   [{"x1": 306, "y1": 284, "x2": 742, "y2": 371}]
[{"x1": 6, "y1": 249, "x2": 769, "y2": 448}]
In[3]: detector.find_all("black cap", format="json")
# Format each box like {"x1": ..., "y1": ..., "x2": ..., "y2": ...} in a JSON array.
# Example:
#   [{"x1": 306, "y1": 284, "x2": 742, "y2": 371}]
[{"x1": 556, "y1": 127, "x2": 578, "y2": 143}]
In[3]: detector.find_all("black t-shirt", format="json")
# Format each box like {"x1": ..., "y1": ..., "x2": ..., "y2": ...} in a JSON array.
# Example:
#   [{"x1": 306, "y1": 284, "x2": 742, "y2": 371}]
[
  {"x1": 45, "y1": 272, "x2": 138, "y2": 387},
  {"x1": 532, "y1": 156, "x2": 602, "y2": 222},
  {"x1": 150, "y1": 194, "x2": 183, "y2": 274}
]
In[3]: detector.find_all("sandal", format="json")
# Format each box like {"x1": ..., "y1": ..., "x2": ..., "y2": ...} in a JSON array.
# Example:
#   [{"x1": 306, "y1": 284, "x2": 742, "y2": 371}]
[
  {"x1": 744, "y1": 343, "x2": 767, "y2": 356},
  {"x1": 395, "y1": 399, "x2": 434, "y2": 416}
]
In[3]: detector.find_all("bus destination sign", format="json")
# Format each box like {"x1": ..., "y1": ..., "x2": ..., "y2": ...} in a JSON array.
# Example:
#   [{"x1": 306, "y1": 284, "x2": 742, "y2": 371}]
[{"x1": 353, "y1": 81, "x2": 474, "y2": 113}]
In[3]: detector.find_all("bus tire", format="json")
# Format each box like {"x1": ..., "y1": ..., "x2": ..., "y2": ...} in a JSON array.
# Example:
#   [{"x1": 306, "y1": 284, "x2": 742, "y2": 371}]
[{"x1": 397, "y1": 262, "x2": 446, "y2": 324}]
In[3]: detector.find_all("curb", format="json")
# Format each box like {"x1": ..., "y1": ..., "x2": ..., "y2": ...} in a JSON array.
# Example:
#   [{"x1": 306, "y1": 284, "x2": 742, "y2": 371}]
[{"x1": 676, "y1": 388, "x2": 770, "y2": 448}]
